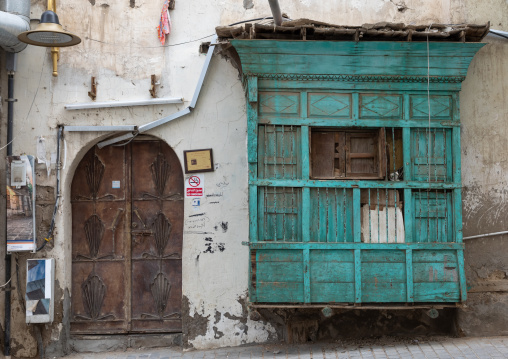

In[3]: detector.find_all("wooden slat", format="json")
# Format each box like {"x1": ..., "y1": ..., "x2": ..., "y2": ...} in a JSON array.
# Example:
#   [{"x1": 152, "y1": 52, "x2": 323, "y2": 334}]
[
  {"x1": 406, "y1": 249, "x2": 414, "y2": 302},
  {"x1": 310, "y1": 262, "x2": 355, "y2": 282},
  {"x1": 310, "y1": 283, "x2": 355, "y2": 302},
  {"x1": 362, "y1": 250, "x2": 405, "y2": 262},
  {"x1": 458, "y1": 249, "x2": 467, "y2": 301},
  {"x1": 310, "y1": 249, "x2": 354, "y2": 262},
  {"x1": 304, "y1": 248, "x2": 311, "y2": 303},
  {"x1": 247, "y1": 100, "x2": 258, "y2": 164},
  {"x1": 259, "y1": 79, "x2": 462, "y2": 92},
  {"x1": 257, "y1": 262, "x2": 304, "y2": 282},
  {"x1": 250, "y1": 242, "x2": 464, "y2": 250},
  {"x1": 412, "y1": 250, "x2": 457, "y2": 263},
  {"x1": 256, "y1": 282, "x2": 304, "y2": 302},
  {"x1": 258, "y1": 117, "x2": 460, "y2": 128},
  {"x1": 251, "y1": 178, "x2": 462, "y2": 189},
  {"x1": 362, "y1": 283, "x2": 407, "y2": 302},
  {"x1": 257, "y1": 249, "x2": 303, "y2": 262},
  {"x1": 353, "y1": 188, "x2": 361, "y2": 243},
  {"x1": 404, "y1": 189, "x2": 413, "y2": 243},
  {"x1": 413, "y1": 263, "x2": 458, "y2": 283},
  {"x1": 301, "y1": 126, "x2": 310, "y2": 178},
  {"x1": 301, "y1": 91, "x2": 308, "y2": 118},
  {"x1": 249, "y1": 183, "x2": 258, "y2": 242},
  {"x1": 361, "y1": 262, "x2": 406, "y2": 283},
  {"x1": 413, "y1": 282, "x2": 460, "y2": 302},
  {"x1": 248, "y1": 76, "x2": 258, "y2": 103},
  {"x1": 354, "y1": 249, "x2": 361, "y2": 303}
]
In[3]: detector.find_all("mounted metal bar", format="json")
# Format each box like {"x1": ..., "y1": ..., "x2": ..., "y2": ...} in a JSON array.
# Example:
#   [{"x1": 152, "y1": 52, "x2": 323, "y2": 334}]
[
  {"x1": 64, "y1": 97, "x2": 183, "y2": 110},
  {"x1": 463, "y1": 230, "x2": 508, "y2": 240},
  {"x1": 138, "y1": 107, "x2": 191, "y2": 133},
  {"x1": 92, "y1": 35, "x2": 217, "y2": 147},
  {"x1": 97, "y1": 133, "x2": 135, "y2": 149},
  {"x1": 64, "y1": 125, "x2": 137, "y2": 132},
  {"x1": 267, "y1": 0, "x2": 283, "y2": 26},
  {"x1": 190, "y1": 35, "x2": 218, "y2": 109}
]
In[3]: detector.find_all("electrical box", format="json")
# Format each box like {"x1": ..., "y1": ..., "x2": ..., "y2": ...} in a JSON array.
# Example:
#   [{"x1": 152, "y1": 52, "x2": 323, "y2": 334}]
[
  {"x1": 26, "y1": 258, "x2": 55, "y2": 324},
  {"x1": 6, "y1": 155, "x2": 36, "y2": 252}
]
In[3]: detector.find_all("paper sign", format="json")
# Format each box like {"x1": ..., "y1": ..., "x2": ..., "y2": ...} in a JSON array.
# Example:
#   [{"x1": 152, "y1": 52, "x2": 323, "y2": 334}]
[
  {"x1": 185, "y1": 174, "x2": 204, "y2": 197},
  {"x1": 112, "y1": 180, "x2": 120, "y2": 189}
]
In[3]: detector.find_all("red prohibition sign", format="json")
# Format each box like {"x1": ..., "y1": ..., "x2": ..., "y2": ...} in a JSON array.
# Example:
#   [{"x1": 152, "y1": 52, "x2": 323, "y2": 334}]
[{"x1": 189, "y1": 176, "x2": 201, "y2": 187}]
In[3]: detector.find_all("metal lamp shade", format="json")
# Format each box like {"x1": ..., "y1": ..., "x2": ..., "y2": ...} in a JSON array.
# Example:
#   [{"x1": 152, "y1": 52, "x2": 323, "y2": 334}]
[{"x1": 18, "y1": 10, "x2": 81, "y2": 47}]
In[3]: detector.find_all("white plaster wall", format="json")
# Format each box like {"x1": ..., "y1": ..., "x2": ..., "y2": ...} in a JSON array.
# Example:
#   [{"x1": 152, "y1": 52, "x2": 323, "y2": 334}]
[{"x1": 1, "y1": 0, "x2": 506, "y2": 352}]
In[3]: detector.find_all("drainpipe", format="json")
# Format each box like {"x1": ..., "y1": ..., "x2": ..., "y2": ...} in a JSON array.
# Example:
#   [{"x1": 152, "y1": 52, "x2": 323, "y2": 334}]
[
  {"x1": 0, "y1": 0, "x2": 30, "y2": 53},
  {"x1": 268, "y1": 0, "x2": 282, "y2": 26},
  {"x1": 3, "y1": 52, "x2": 16, "y2": 357}
]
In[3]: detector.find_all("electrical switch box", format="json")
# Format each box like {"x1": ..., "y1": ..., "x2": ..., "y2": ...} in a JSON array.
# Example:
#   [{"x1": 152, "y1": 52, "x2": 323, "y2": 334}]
[{"x1": 26, "y1": 258, "x2": 55, "y2": 324}]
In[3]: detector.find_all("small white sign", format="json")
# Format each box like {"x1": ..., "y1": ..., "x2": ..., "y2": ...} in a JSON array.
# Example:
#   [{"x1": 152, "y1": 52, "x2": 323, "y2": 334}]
[
  {"x1": 185, "y1": 174, "x2": 204, "y2": 198},
  {"x1": 112, "y1": 180, "x2": 121, "y2": 189}
]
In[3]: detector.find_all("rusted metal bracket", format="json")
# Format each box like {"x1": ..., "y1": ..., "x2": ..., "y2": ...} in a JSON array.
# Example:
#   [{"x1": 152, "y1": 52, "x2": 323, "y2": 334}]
[
  {"x1": 88, "y1": 77, "x2": 97, "y2": 101},
  {"x1": 149, "y1": 75, "x2": 157, "y2": 98}
]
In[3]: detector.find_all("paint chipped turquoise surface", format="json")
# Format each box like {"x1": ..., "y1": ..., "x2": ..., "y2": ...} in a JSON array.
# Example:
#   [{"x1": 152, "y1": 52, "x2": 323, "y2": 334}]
[{"x1": 232, "y1": 40, "x2": 485, "y2": 304}]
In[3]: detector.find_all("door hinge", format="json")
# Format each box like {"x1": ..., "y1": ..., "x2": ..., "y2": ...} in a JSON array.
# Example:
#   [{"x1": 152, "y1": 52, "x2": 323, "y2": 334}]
[{"x1": 242, "y1": 241, "x2": 251, "y2": 246}]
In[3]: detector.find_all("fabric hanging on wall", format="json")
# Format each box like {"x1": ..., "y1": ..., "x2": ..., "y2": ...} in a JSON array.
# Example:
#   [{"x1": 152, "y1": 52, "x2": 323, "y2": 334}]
[{"x1": 157, "y1": 0, "x2": 172, "y2": 45}]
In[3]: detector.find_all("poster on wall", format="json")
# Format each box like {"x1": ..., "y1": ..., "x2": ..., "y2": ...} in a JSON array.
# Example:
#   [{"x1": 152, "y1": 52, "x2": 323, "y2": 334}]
[
  {"x1": 26, "y1": 258, "x2": 55, "y2": 324},
  {"x1": 6, "y1": 155, "x2": 36, "y2": 252}
]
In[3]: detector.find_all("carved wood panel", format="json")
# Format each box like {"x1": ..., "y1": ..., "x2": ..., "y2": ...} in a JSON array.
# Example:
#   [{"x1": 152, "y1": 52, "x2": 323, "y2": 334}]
[{"x1": 71, "y1": 139, "x2": 183, "y2": 334}]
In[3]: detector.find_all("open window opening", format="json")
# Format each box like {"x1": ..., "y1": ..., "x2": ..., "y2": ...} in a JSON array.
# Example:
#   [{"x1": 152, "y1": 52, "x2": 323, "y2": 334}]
[{"x1": 310, "y1": 127, "x2": 403, "y2": 180}]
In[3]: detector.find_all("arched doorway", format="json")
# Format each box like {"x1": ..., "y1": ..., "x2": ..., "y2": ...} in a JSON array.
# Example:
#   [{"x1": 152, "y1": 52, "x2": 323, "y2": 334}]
[{"x1": 70, "y1": 136, "x2": 183, "y2": 334}]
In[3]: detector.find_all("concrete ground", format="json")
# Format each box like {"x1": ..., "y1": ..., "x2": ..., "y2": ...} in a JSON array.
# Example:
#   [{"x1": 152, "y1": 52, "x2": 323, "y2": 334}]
[{"x1": 61, "y1": 336, "x2": 508, "y2": 359}]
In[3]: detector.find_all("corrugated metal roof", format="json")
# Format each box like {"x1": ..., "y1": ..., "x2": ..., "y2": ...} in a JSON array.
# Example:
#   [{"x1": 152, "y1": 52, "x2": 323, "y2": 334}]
[{"x1": 216, "y1": 19, "x2": 490, "y2": 42}]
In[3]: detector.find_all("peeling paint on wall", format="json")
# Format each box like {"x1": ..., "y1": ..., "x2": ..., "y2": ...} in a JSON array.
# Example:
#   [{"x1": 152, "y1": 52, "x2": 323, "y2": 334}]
[
  {"x1": 182, "y1": 296, "x2": 210, "y2": 348},
  {"x1": 243, "y1": 0, "x2": 254, "y2": 10}
]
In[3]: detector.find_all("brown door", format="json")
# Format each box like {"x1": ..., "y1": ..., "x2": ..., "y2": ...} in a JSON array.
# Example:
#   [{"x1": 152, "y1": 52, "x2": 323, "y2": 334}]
[{"x1": 70, "y1": 138, "x2": 183, "y2": 334}]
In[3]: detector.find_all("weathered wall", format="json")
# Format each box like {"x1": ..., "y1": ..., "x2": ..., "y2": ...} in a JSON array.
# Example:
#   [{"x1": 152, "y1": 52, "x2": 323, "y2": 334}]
[
  {"x1": 0, "y1": 0, "x2": 507, "y2": 356},
  {"x1": 458, "y1": 2, "x2": 508, "y2": 333}
]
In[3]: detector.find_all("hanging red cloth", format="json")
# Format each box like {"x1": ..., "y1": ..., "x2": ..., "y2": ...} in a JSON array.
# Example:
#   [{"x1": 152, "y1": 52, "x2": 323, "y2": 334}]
[{"x1": 157, "y1": 0, "x2": 171, "y2": 45}]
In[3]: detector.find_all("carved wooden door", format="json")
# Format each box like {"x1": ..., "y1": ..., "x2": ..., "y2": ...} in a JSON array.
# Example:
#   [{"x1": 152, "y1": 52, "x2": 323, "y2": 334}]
[{"x1": 71, "y1": 138, "x2": 183, "y2": 334}]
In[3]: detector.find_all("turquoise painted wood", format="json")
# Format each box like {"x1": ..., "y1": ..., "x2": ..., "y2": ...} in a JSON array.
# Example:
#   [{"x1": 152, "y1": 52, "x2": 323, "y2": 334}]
[{"x1": 234, "y1": 40, "x2": 485, "y2": 304}]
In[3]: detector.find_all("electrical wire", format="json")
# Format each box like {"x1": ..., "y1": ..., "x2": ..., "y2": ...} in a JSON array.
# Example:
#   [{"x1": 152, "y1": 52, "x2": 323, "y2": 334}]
[
  {"x1": 489, "y1": 30, "x2": 508, "y2": 40},
  {"x1": 86, "y1": 16, "x2": 291, "y2": 49},
  {"x1": 0, "y1": 277, "x2": 11, "y2": 288}
]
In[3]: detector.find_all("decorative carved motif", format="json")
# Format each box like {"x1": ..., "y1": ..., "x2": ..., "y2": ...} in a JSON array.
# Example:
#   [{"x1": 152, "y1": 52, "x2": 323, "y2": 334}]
[
  {"x1": 152, "y1": 212, "x2": 172, "y2": 257},
  {"x1": 411, "y1": 95, "x2": 452, "y2": 118},
  {"x1": 85, "y1": 154, "x2": 105, "y2": 199},
  {"x1": 75, "y1": 274, "x2": 114, "y2": 321},
  {"x1": 84, "y1": 214, "x2": 105, "y2": 259},
  {"x1": 360, "y1": 95, "x2": 401, "y2": 118},
  {"x1": 309, "y1": 93, "x2": 351, "y2": 117},
  {"x1": 243, "y1": 73, "x2": 466, "y2": 83},
  {"x1": 151, "y1": 153, "x2": 171, "y2": 197},
  {"x1": 141, "y1": 272, "x2": 181, "y2": 320},
  {"x1": 259, "y1": 93, "x2": 299, "y2": 114},
  {"x1": 152, "y1": 272, "x2": 171, "y2": 317},
  {"x1": 140, "y1": 212, "x2": 180, "y2": 259}
]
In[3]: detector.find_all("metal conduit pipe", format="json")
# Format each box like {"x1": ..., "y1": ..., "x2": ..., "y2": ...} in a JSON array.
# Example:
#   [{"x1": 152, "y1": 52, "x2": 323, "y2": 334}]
[
  {"x1": 3, "y1": 51, "x2": 16, "y2": 357},
  {"x1": 268, "y1": 0, "x2": 283, "y2": 26},
  {"x1": 0, "y1": 0, "x2": 30, "y2": 53}
]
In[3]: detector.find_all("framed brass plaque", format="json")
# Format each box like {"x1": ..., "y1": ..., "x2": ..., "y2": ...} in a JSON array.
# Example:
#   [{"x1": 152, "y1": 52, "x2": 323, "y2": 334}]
[{"x1": 184, "y1": 148, "x2": 214, "y2": 174}]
